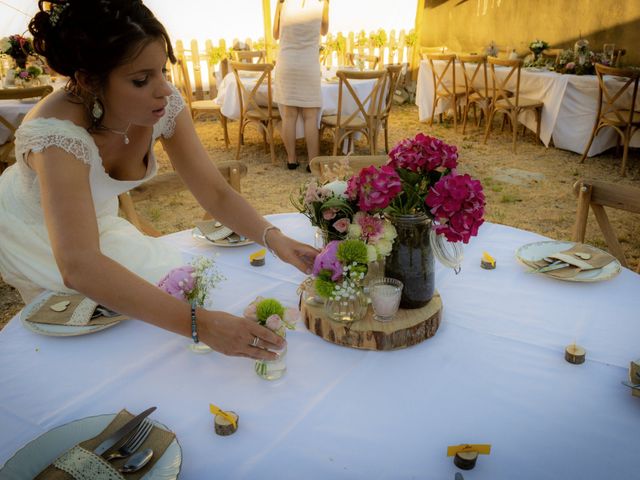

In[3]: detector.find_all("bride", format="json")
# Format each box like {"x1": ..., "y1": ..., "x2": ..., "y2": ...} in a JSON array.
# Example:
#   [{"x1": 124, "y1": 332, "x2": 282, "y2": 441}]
[{"x1": 0, "y1": 0, "x2": 317, "y2": 359}]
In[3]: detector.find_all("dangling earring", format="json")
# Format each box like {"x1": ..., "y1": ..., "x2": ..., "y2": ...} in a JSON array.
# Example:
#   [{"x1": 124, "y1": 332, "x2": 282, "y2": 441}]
[{"x1": 91, "y1": 97, "x2": 104, "y2": 121}]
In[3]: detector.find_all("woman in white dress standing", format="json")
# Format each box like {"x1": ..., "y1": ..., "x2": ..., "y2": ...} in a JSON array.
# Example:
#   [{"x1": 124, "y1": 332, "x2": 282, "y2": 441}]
[
  {"x1": 273, "y1": 0, "x2": 330, "y2": 169},
  {"x1": 0, "y1": 0, "x2": 317, "y2": 359}
]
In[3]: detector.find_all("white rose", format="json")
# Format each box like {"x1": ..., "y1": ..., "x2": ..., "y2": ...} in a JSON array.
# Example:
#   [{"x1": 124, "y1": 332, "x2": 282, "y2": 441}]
[
  {"x1": 376, "y1": 239, "x2": 393, "y2": 257},
  {"x1": 366, "y1": 244, "x2": 378, "y2": 263},
  {"x1": 347, "y1": 223, "x2": 362, "y2": 238},
  {"x1": 0, "y1": 38, "x2": 10, "y2": 53},
  {"x1": 382, "y1": 223, "x2": 397, "y2": 241},
  {"x1": 323, "y1": 180, "x2": 348, "y2": 198}
]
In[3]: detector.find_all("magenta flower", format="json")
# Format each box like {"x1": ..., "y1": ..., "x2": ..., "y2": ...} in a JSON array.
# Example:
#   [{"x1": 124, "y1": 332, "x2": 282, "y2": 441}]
[
  {"x1": 388, "y1": 133, "x2": 458, "y2": 173},
  {"x1": 157, "y1": 265, "x2": 196, "y2": 301},
  {"x1": 312, "y1": 240, "x2": 343, "y2": 281},
  {"x1": 425, "y1": 173, "x2": 485, "y2": 243},
  {"x1": 346, "y1": 165, "x2": 402, "y2": 212},
  {"x1": 333, "y1": 217, "x2": 351, "y2": 233}
]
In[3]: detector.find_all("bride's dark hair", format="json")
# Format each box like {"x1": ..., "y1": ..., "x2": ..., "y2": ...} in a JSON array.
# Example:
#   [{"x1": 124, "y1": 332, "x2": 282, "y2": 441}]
[{"x1": 29, "y1": 0, "x2": 176, "y2": 91}]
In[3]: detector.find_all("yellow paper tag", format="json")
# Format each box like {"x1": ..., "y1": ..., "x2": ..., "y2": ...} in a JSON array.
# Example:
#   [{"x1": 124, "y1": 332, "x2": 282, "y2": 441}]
[
  {"x1": 447, "y1": 444, "x2": 492, "y2": 456},
  {"x1": 250, "y1": 249, "x2": 267, "y2": 261},
  {"x1": 209, "y1": 403, "x2": 237, "y2": 429},
  {"x1": 482, "y1": 251, "x2": 495, "y2": 267}
]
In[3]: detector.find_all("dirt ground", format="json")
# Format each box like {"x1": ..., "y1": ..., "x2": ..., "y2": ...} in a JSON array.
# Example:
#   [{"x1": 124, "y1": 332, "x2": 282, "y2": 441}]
[{"x1": 1, "y1": 103, "x2": 638, "y2": 329}]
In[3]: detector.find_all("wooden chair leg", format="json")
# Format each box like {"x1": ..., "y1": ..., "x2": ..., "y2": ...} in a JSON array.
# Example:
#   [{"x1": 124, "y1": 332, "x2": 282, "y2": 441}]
[
  {"x1": 219, "y1": 113, "x2": 230, "y2": 150},
  {"x1": 483, "y1": 109, "x2": 496, "y2": 144},
  {"x1": 572, "y1": 182, "x2": 592, "y2": 243},
  {"x1": 511, "y1": 111, "x2": 518, "y2": 153},
  {"x1": 621, "y1": 126, "x2": 631, "y2": 176},
  {"x1": 235, "y1": 121, "x2": 243, "y2": 160},
  {"x1": 461, "y1": 102, "x2": 470, "y2": 134},
  {"x1": 384, "y1": 123, "x2": 389, "y2": 153},
  {"x1": 268, "y1": 121, "x2": 277, "y2": 165},
  {"x1": 429, "y1": 96, "x2": 437, "y2": 127},
  {"x1": 580, "y1": 121, "x2": 600, "y2": 163}
]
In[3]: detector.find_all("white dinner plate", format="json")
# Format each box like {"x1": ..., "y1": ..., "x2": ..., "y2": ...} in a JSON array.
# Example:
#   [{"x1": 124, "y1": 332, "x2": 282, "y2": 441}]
[
  {"x1": 20, "y1": 290, "x2": 122, "y2": 337},
  {"x1": 515, "y1": 240, "x2": 621, "y2": 282},
  {"x1": 192, "y1": 227, "x2": 255, "y2": 248},
  {"x1": 0, "y1": 414, "x2": 182, "y2": 479}
]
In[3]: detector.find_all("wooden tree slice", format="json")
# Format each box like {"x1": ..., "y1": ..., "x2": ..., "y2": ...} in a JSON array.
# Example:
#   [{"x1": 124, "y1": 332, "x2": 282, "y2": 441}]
[
  {"x1": 302, "y1": 292, "x2": 442, "y2": 351},
  {"x1": 214, "y1": 411, "x2": 239, "y2": 436}
]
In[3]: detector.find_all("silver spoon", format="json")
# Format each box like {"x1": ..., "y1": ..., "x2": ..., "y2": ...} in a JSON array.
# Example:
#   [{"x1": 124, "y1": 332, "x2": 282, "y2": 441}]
[{"x1": 120, "y1": 448, "x2": 153, "y2": 474}]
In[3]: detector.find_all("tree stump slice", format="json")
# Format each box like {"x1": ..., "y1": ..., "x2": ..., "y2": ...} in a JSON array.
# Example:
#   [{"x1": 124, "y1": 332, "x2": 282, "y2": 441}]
[{"x1": 302, "y1": 291, "x2": 442, "y2": 351}]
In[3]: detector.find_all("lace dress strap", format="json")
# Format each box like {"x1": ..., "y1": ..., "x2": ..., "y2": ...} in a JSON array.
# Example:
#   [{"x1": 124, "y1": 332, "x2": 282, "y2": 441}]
[
  {"x1": 14, "y1": 118, "x2": 98, "y2": 167},
  {"x1": 155, "y1": 82, "x2": 186, "y2": 140}
]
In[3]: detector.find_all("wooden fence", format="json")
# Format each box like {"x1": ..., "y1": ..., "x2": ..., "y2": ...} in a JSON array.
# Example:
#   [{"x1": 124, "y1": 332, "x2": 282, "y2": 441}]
[{"x1": 173, "y1": 28, "x2": 417, "y2": 101}]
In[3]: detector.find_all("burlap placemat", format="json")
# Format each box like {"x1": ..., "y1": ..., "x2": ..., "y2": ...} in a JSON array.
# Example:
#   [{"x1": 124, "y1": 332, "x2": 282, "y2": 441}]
[
  {"x1": 26, "y1": 294, "x2": 127, "y2": 326},
  {"x1": 524, "y1": 243, "x2": 615, "y2": 279},
  {"x1": 35, "y1": 409, "x2": 176, "y2": 480}
]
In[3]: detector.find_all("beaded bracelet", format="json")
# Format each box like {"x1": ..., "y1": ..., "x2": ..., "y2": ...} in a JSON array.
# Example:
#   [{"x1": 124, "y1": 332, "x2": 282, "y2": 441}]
[
  {"x1": 191, "y1": 304, "x2": 199, "y2": 344},
  {"x1": 262, "y1": 225, "x2": 280, "y2": 259}
]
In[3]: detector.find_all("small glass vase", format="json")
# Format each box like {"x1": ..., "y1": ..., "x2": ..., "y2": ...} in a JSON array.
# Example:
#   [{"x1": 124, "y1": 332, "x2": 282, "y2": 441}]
[
  {"x1": 255, "y1": 331, "x2": 287, "y2": 380},
  {"x1": 324, "y1": 289, "x2": 368, "y2": 323}
]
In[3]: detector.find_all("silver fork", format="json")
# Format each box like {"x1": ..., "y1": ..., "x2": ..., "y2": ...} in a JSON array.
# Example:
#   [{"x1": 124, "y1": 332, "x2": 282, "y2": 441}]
[{"x1": 105, "y1": 419, "x2": 153, "y2": 461}]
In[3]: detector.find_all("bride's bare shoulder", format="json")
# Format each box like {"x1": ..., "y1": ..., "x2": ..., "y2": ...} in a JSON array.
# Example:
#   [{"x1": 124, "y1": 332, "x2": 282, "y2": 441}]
[{"x1": 26, "y1": 89, "x2": 88, "y2": 128}]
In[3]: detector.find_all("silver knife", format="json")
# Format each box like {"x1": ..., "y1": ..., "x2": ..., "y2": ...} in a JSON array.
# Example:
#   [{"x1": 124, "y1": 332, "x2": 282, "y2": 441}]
[{"x1": 94, "y1": 406, "x2": 156, "y2": 456}]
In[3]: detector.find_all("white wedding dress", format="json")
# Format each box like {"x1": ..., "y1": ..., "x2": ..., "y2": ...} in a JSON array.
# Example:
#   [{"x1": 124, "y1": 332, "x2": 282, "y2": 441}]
[{"x1": 0, "y1": 83, "x2": 185, "y2": 303}]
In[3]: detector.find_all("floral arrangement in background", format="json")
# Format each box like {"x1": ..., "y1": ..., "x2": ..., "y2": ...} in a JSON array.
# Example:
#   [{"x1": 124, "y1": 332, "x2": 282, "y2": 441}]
[
  {"x1": 346, "y1": 134, "x2": 485, "y2": 243},
  {"x1": 157, "y1": 256, "x2": 225, "y2": 307},
  {"x1": 529, "y1": 39, "x2": 549, "y2": 55},
  {"x1": 312, "y1": 239, "x2": 369, "y2": 301},
  {"x1": 0, "y1": 35, "x2": 34, "y2": 67},
  {"x1": 14, "y1": 65, "x2": 42, "y2": 83}
]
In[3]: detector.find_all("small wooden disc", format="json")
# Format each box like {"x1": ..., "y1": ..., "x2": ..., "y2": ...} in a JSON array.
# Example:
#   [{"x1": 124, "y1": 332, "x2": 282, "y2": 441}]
[
  {"x1": 564, "y1": 345, "x2": 586, "y2": 365},
  {"x1": 250, "y1": 258, "x2": 265, "y2": 267},
  {"x1": 454, "y1": 451, "x2": 478, "y2": 470},
  {"x1": 214, "y1": 411, "x2": 239, "y2": 436},
  {"x1": 480, "y1": 260, "x2": 496, "y2": 270},
  {"x1": 302, "y1": 292, "x2": 442, "y2": 351}
]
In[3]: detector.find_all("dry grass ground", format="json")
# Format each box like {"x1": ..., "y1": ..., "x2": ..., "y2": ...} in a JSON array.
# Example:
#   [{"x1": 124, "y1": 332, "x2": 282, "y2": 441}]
[{"x1": 1, "y1": 103, "x2": 638, "y2": 328}]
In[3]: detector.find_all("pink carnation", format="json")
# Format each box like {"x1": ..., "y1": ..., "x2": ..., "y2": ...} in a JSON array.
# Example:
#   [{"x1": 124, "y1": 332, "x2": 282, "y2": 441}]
[
  {"x1": 388, "y1": 133, "x2": 458, "y2": 173},
  {"x1": 425, "y1": 173, "x2": 485, "y2": 243},
  {"x1": 346, "y1": 165, "x2": 402, "y2": 212},
  {"x1": 157, "y1": 265, "x2": 196, "y2": 301},
  {"x1": 312, "y1": 240, "x2": 343, "y2": 281}
]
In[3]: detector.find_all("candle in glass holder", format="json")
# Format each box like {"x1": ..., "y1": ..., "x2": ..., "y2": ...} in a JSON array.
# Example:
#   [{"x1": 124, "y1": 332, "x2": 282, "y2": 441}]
[{"x1": 370, "y1": 278, "x2": 403, "y2": 321}]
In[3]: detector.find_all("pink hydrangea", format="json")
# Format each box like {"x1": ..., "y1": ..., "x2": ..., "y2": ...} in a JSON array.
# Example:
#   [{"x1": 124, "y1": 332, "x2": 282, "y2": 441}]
[
  {"x1": 353, "y1": 212, "x2": 384, "y2": 242},
  {"x1": 312, "y1": 240, "x2": 343, "y2": 281},
  {"x1": 425, "y1": 173, "x2": 485, "y2": 243},
  {"x1": 388, "y1": 133, "x2": 458, "y2": 173},
  {"x1": 346, "y1": 165, "x2": 402, "y2": 212},
  {"x1": 157, "y1": 265, "x2": 196, "y2": 301}
]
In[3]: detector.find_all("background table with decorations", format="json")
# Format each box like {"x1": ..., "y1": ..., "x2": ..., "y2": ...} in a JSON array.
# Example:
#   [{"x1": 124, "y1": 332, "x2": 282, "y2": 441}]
[
  {"x1": 416, "y1": 59, "x2": 640, "y2": 157},
  {"x1": 1, "y1": 213, "x2": 639, "y2": 479}
]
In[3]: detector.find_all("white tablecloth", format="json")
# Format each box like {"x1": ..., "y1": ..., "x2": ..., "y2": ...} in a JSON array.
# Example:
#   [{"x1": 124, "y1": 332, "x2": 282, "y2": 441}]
[
  {"x1": 416, "y1": 60, "x2": 640, "y2": 156},
  {"x1": 215, "y1": 71, "x2": 378, "y2": 140},
  {"x1": 1, "y1": 213, "x2": 639, "y2": 479}
]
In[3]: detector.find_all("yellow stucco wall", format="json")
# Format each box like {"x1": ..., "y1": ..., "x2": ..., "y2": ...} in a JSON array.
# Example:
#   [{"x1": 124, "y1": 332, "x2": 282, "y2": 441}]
[{"x1": 420, "y1": 0, "x2": 640, "y2": 65}]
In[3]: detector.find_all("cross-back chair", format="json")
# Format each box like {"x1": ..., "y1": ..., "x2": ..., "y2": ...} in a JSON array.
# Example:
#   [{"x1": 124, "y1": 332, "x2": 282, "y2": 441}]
[
  {"x1": 118, "y1": 160, "x2": 248, "y2": 236},
  {"x1": 309, "y1": 154, "x2": 388, "y2": 179},
  {"x1": 0, "y1": 85, "x2": 54, "y2": 174},
  {"x1": 579, "y1": 64, "x2": 639, "y2": 176},
  {"x1": 345, "y1": 53, "x2": 380, "y2": 71},
  {"x1": 572, "y1": 179, "x2": 640, "y2": 272},
  {"x1": 320, "y1": 69, "x2": 387, "y2": 155},
  {"x1": 375, "y1": 64, "x2": 403, "y2": 153},
  {"x1": 174, "y1": 58, "x2": 230, "y2": 149},
  {"x1": 612, "y1": 48, "x2": 626, "y2": 67},
  {"x1": 230, "y1": 61, "x2": 280, "y2": 164},
  {"x1": 231, "y1": 50, "x2": 266, "y2": 64},
  {"x1": 483, "y1": 57, "x2": 543, "y2": 153},
  {"x1": 541, "y1": 48, "x2": 563, "y2": 66},
  {"x1": 425, "y1": 53, "x2": 466, "y2": 130},
  {"x1": 457, "y1": 54, "x2": 492, "y2": 134}
]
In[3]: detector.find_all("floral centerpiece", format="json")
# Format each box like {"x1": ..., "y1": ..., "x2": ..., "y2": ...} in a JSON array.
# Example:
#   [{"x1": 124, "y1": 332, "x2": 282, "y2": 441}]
[
  {"x1": 529, "y1": 39, "x2": 549, "y2": 59},
  {"x1": 243, "y1": 297, "x2": 298, "y2": 379},
  {"x1": 157, "y1": 256, "x2": 225, "y2": 352},
  {"x1": 14, "y1": 65, "x2": 42, "y2": 86},
  {"x1": 312, "y1": 238, "x2": 370, "y2": 322},
  {"x1": 0, "y1": 35, "x2": 34, "y2": 68},
  {"x1": 554, "y1": 48, "x2": 609, "y2": 75}
]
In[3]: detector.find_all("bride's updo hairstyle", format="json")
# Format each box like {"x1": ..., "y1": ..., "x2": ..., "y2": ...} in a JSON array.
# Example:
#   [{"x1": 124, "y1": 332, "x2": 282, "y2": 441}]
[{"x1": 29, "y1": 0, "x2": 176, "y2": 94}]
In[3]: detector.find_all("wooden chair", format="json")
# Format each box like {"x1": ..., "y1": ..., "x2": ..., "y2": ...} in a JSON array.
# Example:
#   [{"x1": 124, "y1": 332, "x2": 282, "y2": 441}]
[
  {"x1": 579, "y1": 64, "x2": 640, "y2": 176},
  {"x1": 309, "y1": 155, "x2": 388, "y2": 179},
  {"x1": 231, "y1": 50, "x2": 266, "y2": 64},
  {"x1": 457, "y1": 54, "x2": 492, "y2": 134},
  {"x1": 612, "y1": 48, "x2": 626, "y2": 67},
  {"x1": 230, "y1": 61, "x2": 280, "y2": 164},
  {"x1": 173, "y1": 59, "x2": 230, "y2": 149},
  {"x1": 541, "y1": 48, "x2": 563, "y2": 65},
  {"x1": 119, "y1": 160, "x2": 248, "y2": 237},
  {"x1": 0, "y1": 85, "x2": 54, "y2": 174},
  {"x1": 419, "y1": 46, "x2": 449, "y2": 59},
  {"x1": 425, "y1": 53, "x2": 466, "y2": 130},
  {"x1": 345, "y1": 53, "x2": 380, "y2": 71},
  {"x1": 483, "y1": 57, "x2": 543, "y2": 153},
  {"x1": 320, "y1": 69, "x2": 387, "y2": 155},
  {"x1": 572, "y1": 179, "x2": 640, "y2": 272},
  {"x1": 375, "y1": 64, "x2": 403, "y2": 153}
]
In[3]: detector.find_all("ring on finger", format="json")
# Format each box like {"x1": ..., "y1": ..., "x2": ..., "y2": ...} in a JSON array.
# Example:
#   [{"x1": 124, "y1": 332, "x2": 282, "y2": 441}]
[{"x1": 251, "y1": 336, "x2": 260, "y2": 348}]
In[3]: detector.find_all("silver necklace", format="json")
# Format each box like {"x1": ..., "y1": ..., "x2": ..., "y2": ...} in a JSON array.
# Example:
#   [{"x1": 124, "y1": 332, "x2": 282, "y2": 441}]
[{"x1": 100, "y1": 123, "x2": 131, "y2": 144}]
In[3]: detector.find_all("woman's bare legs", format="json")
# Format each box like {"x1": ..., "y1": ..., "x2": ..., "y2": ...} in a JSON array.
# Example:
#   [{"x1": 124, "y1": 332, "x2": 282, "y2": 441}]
[
  {"x1": 301, "y1": 107, "x2": 320, "y2": 163},
  {"x1": 281, "y1": 105, "x2": 299, "y2": 167}
]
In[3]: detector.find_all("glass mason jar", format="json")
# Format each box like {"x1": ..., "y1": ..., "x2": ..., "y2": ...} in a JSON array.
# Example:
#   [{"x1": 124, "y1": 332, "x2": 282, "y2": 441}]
[
  {"x1": 255, "y1": 330, "x2": 287, "y2": 380},
  {"x1": 384, "y1": 214, "x2": 435, "y2": 309},
  {"x1": 324, "y1": 288, "x2": 368, "y2": 323}
]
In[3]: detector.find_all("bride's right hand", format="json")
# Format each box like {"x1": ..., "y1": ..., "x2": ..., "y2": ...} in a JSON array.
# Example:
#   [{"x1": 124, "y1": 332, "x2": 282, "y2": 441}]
[{"x1": 197, "y1": 310, "x2": 286, "y2": 360}]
